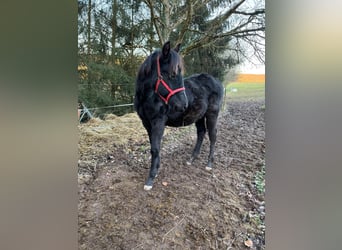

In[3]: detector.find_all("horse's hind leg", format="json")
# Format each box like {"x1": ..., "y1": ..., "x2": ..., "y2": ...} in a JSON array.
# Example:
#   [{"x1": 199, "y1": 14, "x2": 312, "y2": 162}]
[
  {"x1": 187, "y1": 118, "x2": 206, "y2": 165},
  {"x1": 205, "y1": 113, "x2": 219, "y2": 170}
]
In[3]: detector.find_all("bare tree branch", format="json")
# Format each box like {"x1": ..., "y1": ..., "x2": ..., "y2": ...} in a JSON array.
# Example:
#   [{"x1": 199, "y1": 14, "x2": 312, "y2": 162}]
[
  {"x1": 207, "y1": 0, "x2": 246, "y2": 32},
  {"x1": 234, "y1": 9, "x2": 265, "y2": 16},
  {"x1": 144, "y1": 0, "x2": 164, "y2": 44},
  {"x1": 141, "y1": 0, "x2": 265, "y2": 64},
  {"x1": 176, "y1": 0, "x2": 193, "y2": 45}
]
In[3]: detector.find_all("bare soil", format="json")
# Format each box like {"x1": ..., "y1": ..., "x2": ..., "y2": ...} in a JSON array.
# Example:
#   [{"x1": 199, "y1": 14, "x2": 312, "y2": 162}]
[{"x1": 78, "y1": 99, "x2": 265, "y2": 249}]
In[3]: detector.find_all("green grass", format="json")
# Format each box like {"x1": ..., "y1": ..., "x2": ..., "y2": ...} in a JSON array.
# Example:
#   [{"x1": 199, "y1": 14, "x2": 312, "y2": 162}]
[
  {"x1": 255, "y1": 164, "x2": 265, "y2": 194},
  {"x1": 225, "y1": 82, "x2": 265, "y2": 101}
]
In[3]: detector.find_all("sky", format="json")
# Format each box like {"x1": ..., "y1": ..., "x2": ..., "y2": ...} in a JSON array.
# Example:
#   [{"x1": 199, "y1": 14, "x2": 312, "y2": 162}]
[
  {"x1": 234, "y1": 0, "x2": 265, "y2": 74},
  {"x1": 237, "y1": 61, "x2": 265, "y2": 74}
]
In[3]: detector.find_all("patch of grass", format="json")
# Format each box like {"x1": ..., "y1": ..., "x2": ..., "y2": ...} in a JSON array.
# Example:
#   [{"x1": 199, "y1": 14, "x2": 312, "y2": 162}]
[
  {"x1": 255, "y1": 164, "x2": 265, "y2": 194},
  {"x1": 225, "y1": 82, "x2": 265, "y2": 101}
]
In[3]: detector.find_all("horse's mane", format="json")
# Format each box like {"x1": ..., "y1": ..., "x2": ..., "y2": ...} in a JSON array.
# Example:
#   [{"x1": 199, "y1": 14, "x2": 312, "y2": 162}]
[
  {"x1": 135, "y1": 48, "x2": 184, "y2": 110},
  {"x1": 137, "y1": 49, "x2": 184, "y2": 81}
]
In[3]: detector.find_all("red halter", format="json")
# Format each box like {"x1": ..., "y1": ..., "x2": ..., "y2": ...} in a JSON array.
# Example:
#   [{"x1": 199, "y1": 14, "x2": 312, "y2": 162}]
[{"x1": 155, "y1": 55, "x2": 185, "y2": 104}]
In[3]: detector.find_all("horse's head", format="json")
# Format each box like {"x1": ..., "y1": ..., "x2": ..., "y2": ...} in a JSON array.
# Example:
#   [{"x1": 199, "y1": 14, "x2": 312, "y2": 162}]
[{"x1": 154, "y1": 41, "x2": 188, "y2": 112}]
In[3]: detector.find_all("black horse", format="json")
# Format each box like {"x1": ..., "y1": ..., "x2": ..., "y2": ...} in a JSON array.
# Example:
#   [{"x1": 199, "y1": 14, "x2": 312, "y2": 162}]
[{"x1": 134, "y1": 41, "x2": 224, "y2": 190}]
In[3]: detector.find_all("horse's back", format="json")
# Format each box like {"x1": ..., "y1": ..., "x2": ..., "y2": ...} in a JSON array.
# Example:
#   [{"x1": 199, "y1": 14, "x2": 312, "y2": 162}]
[
  {"x1": 166, "y1": 73, "x2": 223, "y2": 127},
  {"x1": 185, "y1": 73, "x2": 224, "y2": 107}
]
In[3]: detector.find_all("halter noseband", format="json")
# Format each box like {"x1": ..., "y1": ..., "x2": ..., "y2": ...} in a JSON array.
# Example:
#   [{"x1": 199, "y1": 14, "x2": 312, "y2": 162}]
[{"x1": 155, "y1": 55, "x2": 185, "y2": 104}]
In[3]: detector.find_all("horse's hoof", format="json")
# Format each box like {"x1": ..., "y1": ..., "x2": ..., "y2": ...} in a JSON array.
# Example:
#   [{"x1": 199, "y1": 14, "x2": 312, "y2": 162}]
[
  {"x1": 205, "y1": 166, "x2": 212, "y2": 171},
  {"x1": 186, "y1": 160, "x2": 192, "y2": 165},
  {"x1": 144, "y1": 185, "x2": 153, "y2": 191}
]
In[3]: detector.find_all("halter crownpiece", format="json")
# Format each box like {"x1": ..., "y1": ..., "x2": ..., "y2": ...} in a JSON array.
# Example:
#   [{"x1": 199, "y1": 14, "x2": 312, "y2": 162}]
[{"x1": 155, "y1": 55, "x2": 185, "y2": 104}]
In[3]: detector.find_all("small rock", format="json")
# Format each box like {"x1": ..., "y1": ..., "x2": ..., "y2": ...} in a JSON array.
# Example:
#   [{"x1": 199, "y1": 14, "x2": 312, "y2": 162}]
[
  {"x1": 244, "y1": 239, "x2": 253, "y2": 248},
  {"x1": 258, "y1": 206, "x2": 265, "y2": 212}
]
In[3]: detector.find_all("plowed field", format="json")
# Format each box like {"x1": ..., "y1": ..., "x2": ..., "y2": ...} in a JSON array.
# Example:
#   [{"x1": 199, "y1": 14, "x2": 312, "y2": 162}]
[{"x1": 78, "y1": 99, "x2": 265, "y2": 249}]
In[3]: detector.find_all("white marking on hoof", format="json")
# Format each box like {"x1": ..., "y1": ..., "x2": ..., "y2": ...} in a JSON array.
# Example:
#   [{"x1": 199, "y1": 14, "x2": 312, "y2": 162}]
[
  {"x1": 205, "y1": 166, "x2": 212, "y2": 171},
  {"x1": 186, "y1": 160, "x2": 192, "y2": 165},
  {"x1": 144, "y1": 185, "x2": 153, "y2": 191}
]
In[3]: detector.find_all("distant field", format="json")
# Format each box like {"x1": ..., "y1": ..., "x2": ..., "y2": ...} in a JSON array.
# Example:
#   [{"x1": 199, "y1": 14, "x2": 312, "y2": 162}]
[
  {"x1": 225, "y1": 82, "x2": 265, "y2": 101},
  {"x1": 236, "y1": 74, "x2": 265, "y2": 83}
]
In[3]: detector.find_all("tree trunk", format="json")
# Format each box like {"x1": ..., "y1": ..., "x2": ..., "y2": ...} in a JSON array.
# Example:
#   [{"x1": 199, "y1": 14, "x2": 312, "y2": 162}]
[
  {"x1": 87, "y1": 0, "x2": 92, "y2": 55},
  {"x1": 149, "y1": 13, "x2": 154, "y2": 53},
  {"x1": 111, "y1": 0, "x2": 117, "y2": 63},
  {"x1": 161, "y1": 0, "x2": 170, "y2": 44},
  {"x1": 130, "y1": 0, "x2": 135, "y2": 75}
]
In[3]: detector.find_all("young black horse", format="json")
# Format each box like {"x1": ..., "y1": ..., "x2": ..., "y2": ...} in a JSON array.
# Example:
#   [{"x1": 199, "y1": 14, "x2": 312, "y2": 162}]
[{"x1": 134, "y1": 41, "x2": 224, "y2": 190}]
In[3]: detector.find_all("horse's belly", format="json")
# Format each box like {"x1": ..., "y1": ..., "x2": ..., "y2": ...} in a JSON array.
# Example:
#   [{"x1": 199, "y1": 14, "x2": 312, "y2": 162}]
[
  {"x1": 166, "y1": 108, "x2": 205, "y2": 127},
  {"x1": 166, "y1": 118, "x2": 196, "y2": 127}
]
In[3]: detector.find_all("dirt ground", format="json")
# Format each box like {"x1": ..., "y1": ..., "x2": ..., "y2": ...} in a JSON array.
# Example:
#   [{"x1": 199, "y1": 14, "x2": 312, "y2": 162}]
[{"x1": 78, "y1": 99, "x2": 265, "y2": 249}]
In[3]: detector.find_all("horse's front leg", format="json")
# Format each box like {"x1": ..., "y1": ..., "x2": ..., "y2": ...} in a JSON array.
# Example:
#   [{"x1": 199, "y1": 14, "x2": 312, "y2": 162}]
[{"x1": 144, "y1": 120, "x2": 165, "y2": 190}]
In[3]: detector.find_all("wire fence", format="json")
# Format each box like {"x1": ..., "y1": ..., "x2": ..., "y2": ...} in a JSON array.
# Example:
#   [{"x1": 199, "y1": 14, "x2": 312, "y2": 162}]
[
  {"x1": 78, "y1": 102, "x2": 134, "y2": 122},
  {"x1": 85, "y1": 103, "x2": 133, "y2": 111}
]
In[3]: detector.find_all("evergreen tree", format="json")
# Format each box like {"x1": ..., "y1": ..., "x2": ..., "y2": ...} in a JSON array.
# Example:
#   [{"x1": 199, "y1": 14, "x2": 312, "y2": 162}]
[{"x1": 77, "y1": 0, "x2": 265, "y2": 116}]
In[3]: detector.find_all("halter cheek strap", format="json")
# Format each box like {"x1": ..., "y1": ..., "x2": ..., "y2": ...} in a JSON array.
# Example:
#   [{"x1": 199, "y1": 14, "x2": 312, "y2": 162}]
[{"x1": 155, "y1": 55, "x2": 185, "y2": 104}]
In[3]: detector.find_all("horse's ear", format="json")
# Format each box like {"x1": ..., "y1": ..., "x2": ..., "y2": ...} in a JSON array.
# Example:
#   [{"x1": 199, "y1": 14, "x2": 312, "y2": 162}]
[
  {"x1": 162, "y1": 41, "x2": 171, "y2": 57},
  {"x1": 174, "y1": 43, "x2": 181, "y2": 53}
]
